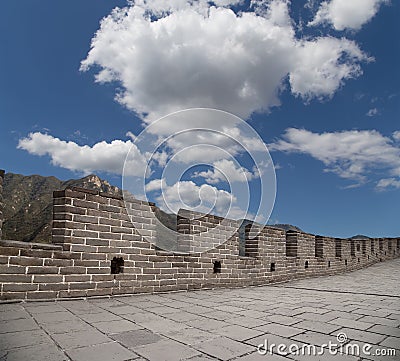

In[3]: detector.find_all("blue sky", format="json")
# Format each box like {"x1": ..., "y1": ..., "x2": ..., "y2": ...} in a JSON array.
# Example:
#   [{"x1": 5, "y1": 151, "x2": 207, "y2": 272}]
[{"x1": 1, "y1": 0, "x2": 399, "y2": 238}]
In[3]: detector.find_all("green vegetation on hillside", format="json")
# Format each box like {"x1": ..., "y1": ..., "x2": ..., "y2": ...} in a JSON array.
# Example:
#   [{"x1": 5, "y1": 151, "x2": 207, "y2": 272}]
[{"x1": 3, "y1": 173, "x2": 120, "y2": 243}]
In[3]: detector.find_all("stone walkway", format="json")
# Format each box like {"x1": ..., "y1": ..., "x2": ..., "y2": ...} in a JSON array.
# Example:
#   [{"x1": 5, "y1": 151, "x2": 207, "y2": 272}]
[{"x1": 1, "y1": 259, "x2": 399, "y2": 361}]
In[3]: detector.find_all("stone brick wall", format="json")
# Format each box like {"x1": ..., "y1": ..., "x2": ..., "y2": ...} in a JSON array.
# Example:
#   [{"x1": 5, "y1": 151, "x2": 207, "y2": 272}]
[
  {"x1": 0, "y1": 170, "x2": 4, "y2": 240},
  {"x1": 177, "y1": 209, "x2": 239, "y2": 254},
  {"x1": 0, "y1": 186, "x2": 398, "y2": 301},
  {"x1": 52, "y1": 188, "x2": 157, "y2": 255}
]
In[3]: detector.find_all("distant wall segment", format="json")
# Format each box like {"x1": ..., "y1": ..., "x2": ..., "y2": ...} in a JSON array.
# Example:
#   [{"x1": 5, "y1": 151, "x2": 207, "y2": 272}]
[{"x1": 0, "y1": 186, "x2": 398, "y2": 301}]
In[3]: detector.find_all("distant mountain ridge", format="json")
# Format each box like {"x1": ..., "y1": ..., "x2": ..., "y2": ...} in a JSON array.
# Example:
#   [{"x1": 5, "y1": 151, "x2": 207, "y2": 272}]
[
  {"x1": 270, "y1": 223, "x2": 303, "y2": 232},
  {"x1": 350, "y1": 234, "x2": 371, "y2": 239}
]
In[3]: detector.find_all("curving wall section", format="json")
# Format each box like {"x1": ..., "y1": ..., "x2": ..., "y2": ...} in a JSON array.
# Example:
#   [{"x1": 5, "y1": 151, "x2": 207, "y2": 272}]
[{"x1": 0, "y1": 184, "x2": 398, "y2": 301}]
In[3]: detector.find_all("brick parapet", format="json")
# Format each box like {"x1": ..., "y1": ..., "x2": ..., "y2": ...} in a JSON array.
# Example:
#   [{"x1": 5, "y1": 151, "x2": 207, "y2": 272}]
[
  {"x1": 52, "y1": 187, "x2": 157, "y2": 249},
  {"x1": 177, "y1": 209, "x2": 240, "y2": 254},
  {"x1": 0, "y1": 186, "x2": 398, "y2": 301}
]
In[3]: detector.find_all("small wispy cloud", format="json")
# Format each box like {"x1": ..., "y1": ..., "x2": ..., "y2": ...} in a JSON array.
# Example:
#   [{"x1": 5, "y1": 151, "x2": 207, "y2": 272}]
[
  {"x1": 366, "y1": 108, "x2": 378, "y2": 117},
  {"x1": 376, "y1": 178, "x2": 400, "y2": 190}
]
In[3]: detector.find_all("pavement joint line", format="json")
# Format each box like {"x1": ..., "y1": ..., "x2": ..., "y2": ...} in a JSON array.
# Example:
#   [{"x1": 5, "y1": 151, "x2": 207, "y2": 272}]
[
  {"x1": 51, "y1": 304, "x2": 156, "y2": 360},
  {"x1": 23, "y1": 304, "x2": 72, "y2": 361},
  {"x1": 81, "y1": 297, "x2": 218, "y2": 360},
  {"x1": 80, "y1": 296, "x2": 296, "y2": 360},
  {"x1": 114, "y1": 295, "x2": 245, "y2": 324},
  {"x1": 59, "y1": 302, "x2": 136, "y2": 349},
  {"x1": 53, "y1": 303, "x2": 131, "y2": 350},
  {"x1": 273, "y1": 286, "x2": 400, "y2": 298},
  {"x1": 65, "y1": 340, "x2": 123, "y2": 352}
]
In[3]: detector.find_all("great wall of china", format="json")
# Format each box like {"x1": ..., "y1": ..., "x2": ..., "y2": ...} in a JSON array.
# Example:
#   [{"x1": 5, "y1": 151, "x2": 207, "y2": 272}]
[{"x1": 0, "y1": 170, "x2": 398, "y2": 301}]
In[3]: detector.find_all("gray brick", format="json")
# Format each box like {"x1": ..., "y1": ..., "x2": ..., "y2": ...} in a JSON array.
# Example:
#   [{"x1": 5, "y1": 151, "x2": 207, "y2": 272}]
[
  {"x1": 3, "y1": 283, "x2": 38, "y2": 292},
  {"x1": 0, "y1": 265, "x2": 26, "y2": 274}
]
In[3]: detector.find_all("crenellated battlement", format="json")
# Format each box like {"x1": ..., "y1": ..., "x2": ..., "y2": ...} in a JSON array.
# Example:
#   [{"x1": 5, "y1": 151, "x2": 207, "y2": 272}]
[{"x1": 0, "y1": 182, "x2": 398, "y2": 301}]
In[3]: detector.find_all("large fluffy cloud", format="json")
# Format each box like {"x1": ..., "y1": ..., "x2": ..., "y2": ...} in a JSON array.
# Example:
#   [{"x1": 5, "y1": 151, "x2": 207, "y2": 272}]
[
  {"x1": 270, "y1": 128, "x2": 400, "y2": 188},
  {"x1": 80, "y1": 0, "x2": 370, "y2": 121},
  {"x1": 309, "y1": 0, "x2": 388, "y2": 31},
  {"x1": 18, "y1": 132, "x2": 147, "y2": 176}
]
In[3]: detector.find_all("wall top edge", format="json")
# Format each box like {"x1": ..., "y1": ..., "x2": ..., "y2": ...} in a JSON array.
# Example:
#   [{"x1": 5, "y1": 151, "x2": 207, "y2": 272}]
[
  {"x1": 0, "y1": 239, "x2": 63, "y2": 251},
  {"x1": 53, "y1": 187, "x2": 155, "y2": 206}
]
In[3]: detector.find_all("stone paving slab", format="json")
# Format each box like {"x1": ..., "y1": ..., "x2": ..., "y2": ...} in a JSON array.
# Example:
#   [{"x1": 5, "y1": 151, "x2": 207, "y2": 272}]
[
  {"x1": 254, "y1": 323, "x2": 304, "y2": 338},
  {"x1": 291, "y1": 320, "x2": 342, "y2": 334},
  {"x1": 215, "y1": 325, "x2": 264, "y2": 342},
  {"x1": 0, "y1": 309, "x2": 30, "y2": 322},
  {"x1": 0, "y1": 258, "x2": 399, "y2": 360},
  {"x1": 33, "y1": 310, "x2": 80, "y2": 324},
  {"x1": 51, "y1": 330, "x2": 111, "y2": 350},
  {"x1": 368, "y1": 324, "x2": 400, "y2": 338},
  {"x1": 44, "y1": 319, "x2": 93, "y2": 335},
  {"x1": 65, "y1": 342, "x2": 138, "y2": 361},
  {"x1": 91, "y1": 319, "x2": 141, "y2": 334},
  {"x1": 0, "y1": 342, "x2": 69, "y2": 361},
  {"x1": 265, "y1": 314, "x2": 303, "y2": 325},
  {"x1": 358, "y1": 315, "x2": 400, "y2": 328},
  {"x1": 0, "y1": 329, "x2": 52, "y2": 350},
  {"x1": 134, "y1": 338, "x2": 201, "y2": 360},
  {"x1": 328, "y1": 317, "x2": 376, "y2": 331},
  {"x1": 0, "y1": 317, "x2": 39, "y2": 333},
  {"x1": 185, "y1": 316, "x2": 230, "y2": 331},
  {"x1": 330, "y1": 327, "x2": 387, "y2": 345},
  {"x1": 193, "y1": 336, "x2": 254, "y2": 360},
  {"x1": 111, "y1": 329, "x2": 162, "y2": 349},
  {"x1": 78, "y1": 311, "x2": 123, "y2": 323},
  {"x1": 163, "y1": 327, "x2": 218, "y2": 345},
  {"x1": 379, "y1": 336, "x2": 400, "y2": 351}
]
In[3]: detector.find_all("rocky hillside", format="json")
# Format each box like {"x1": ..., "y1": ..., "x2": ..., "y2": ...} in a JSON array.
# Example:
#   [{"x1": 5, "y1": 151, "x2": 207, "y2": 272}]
[{"x1": 2, "y1": 173, "x2": 120, "y2": 243}]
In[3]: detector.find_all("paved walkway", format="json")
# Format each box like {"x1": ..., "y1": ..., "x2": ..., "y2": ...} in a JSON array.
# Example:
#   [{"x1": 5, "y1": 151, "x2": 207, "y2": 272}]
[{"x1": 1, "y1": 259, "x2": 399, "y2": 361}]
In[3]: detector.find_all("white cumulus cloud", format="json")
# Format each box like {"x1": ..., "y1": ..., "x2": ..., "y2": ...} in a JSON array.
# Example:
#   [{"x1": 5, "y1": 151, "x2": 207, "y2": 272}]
[
  {"x1": 393, "y1": 131, "x2": 400, "y2": 141},
  {"x1": 18, "y1": 132, "x2": 147, "y2": 176},
  {"x1": 145, "y1": 178, "x2": 166, "y2": 192},
  {"x1": 194, "y1": 159, "x2": 259, "y2": 184},
  {"x1": 309, "y1": 0, "x2": 388, "y2": 31},
  {"x1": 80, "y1": 0, "x2": 370, "y2": 121},
  {"x1": 290, "y1": 37, "x2": 372, "y2": 100},
  {"x1": 155, "y1": 179, "x2": 235, "y2": 215},
  {"x1": 270, "y1": 128, "x2": 400, "y2": 188}
]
